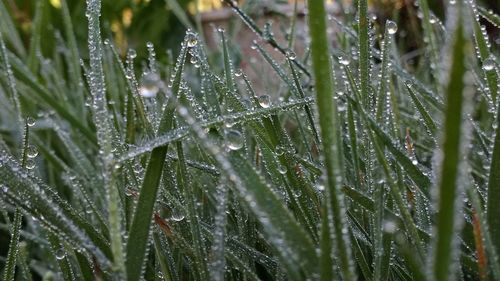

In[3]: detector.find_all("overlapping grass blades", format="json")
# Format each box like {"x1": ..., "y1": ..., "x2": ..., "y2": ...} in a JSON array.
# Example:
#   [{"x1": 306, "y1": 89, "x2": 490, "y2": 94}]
[{"x1": 0, "y1": 0, "x2": 499, "y2": 280}]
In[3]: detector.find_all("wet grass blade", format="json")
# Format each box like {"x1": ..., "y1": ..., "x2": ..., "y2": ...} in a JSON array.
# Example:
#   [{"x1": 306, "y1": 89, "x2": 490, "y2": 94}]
[
  {"x1": 1, "y1": 209, "x2": 22, "y2": 281},
  {"x1": 307, "y1": 0, "x2": 354, "y2": 280},
  {"x1": 0, "y1": 0, "x2": 26, "y2": 57},
  {"x1": 227, "y1": 152, "x2": 318, "y2": 280},
  {"x1": 125, "y1": 37, "x2": 188, "y2": 281},
  {"x1": 432, "y1": 12, "x2": 468, "y2": 281},
  {"x1": 357, "y1": 0, "x2": 370, "y2": 104},
  {"x1": 27, "y1": 0, "x2": 45, "y2": 72}
]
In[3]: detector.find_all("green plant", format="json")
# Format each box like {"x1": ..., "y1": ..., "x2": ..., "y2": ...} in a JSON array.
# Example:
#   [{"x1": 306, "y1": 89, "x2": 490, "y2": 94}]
[{"x1": 0, "y1": 0, "x2": 499, "y2": 280}]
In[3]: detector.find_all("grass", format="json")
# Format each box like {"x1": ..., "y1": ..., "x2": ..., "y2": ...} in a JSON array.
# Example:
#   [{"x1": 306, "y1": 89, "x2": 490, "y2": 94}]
[{"x1": 0, "y1": 0, "x2": 499, "y2": 280}]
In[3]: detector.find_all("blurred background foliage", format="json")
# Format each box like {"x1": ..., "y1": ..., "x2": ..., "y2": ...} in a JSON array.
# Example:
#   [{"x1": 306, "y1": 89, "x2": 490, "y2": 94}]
[{"x1": 2, "y1": 0, "x2": 498, "y2": 63}]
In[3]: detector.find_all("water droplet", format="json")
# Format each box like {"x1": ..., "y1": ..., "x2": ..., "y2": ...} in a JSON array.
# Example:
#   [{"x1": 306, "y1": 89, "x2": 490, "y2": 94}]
[
  {"x1": 226, "y1": 130, "x2": 244, "y2": 151},
  {"x1": 277, "y1": 164, "x2": 287, "y2": 175},
  {"x1": 128, "y1": 49, "x2": 137, "y2": 59},
  {"x1": 170, "y1": 208, "x2": 185, "y2": 222},
  {"x1": 383, "y1": 220, "x2": 398, "y2": 233},
  {"x1": 26, "y1": 159, "x2": 36, "y2": 170},
  {"x1": 26, "y1": 117, "x2": 36, "y2": 127},
  {"x1": 258, "y1": 95, "x2": 271, "y2": 108},
  {"x1": 234, "y1": 69, "x2": 243, "y2": 77},
  {"x1": 387, "y1": 20, "x2": 398, "y2": 35},
  {"x1": 27, "y1": 145, "x2": 38, "y2": 158},
  {"x1": 483, "y1": 57, "x2": 495, "y2": 71},
  {"x1": 186, "y1": 33, "x2": 198, "y2": 48},
  {"x1": 224, "y1": 117, "x2": 237, "y2": 128},
  {"x1": 286, "y1": 50, "x2": 297, "y2": 60},
  {"x1": 139, "y1": 73, "x2": 160, "y2": 98},
  {"x1": 275, "y1": 146, "x2": 285, "y2": 156},
  {"x1": 55, "y1": 249, "x2": 66, "y2": 260},
  {"x1": 338, "y1": 56, "x2": 350, "y2": 66}
]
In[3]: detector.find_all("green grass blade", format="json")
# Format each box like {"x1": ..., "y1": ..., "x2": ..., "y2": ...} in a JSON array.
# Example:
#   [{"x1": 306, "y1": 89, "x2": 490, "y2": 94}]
[
  {"x1": 469, "y1": 2, "x2": 499, "y2": 102},
  {"x1": 406, "y1": 84, "x2": 438, "y2": 133},
  {"x1": 432, "y1": 11, "x2": 468, "y2": 281},
  {"x1": 357, "y1": 0, "x2": 370, "y2": 104},
  {"x1": 85, "y1": 0, "x2": 125, "y2": 276},
  {"x1": 176, "y1": 140, "x2": 208, "y2": 280},
  {"x1": 227, "y1": 152, "x2": 318, "y2": 280},
  {"x1": 8, "y1": 52, "x2": 97, "y2": 145},
  {"x1": 307, "y1": 0, "x2": 354, "y2": 280},
  {"x1": 164, "y1": 0, "x2": 193, "y2": 30},
  {"x1": 0, "y1": 0, "x2": 26, "y2": 57},
  {"x1": 417, "y1": 0, "x2": 440, "y2": 85},
  {"x1": 125, "y1": 36, "x2": 188, "y2": 281},
  {"x1": 478, "y1": 6, "x2": 500, "y2": 26},
  {"x1": 1, "y1": 208, "x2": 22, "y2": 281},
  {"x1": 27, "y1": 0, "x2": 45, "y2": 72}
]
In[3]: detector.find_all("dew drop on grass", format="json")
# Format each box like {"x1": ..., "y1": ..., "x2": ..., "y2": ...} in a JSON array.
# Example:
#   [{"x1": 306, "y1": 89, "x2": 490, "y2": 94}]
[
  {"x1": 275, "y1": 146, "x2": 285, "y2": 156},
  {"x1": 234, "y1": 69, "x2": 243, "y2": 77},
  {"x1": 338, "y1": 56, "x2": 350, "y2": 66},
  {"x1": 55, "y1": 249, "x2": 66, "y2": 260},
  {"x1": 26, "y1": 117, "x2": 36, "y2": 127},
  {"x1": 128, "y1": 49, "x2": 137, "y2": 59},
  {"x1": 169, "y1": 208, "x2": 185, "y2": 222},
  {"x1": 27, "y1": 145, "x2": 38, "y2": 158},
  {"x1": 277, "y1": 164, "x2": 287, "y2": 175},
  {"x1": 25, "y1": 159, "x2": 36, "y2": 170},
  {"x1": 186, "y1": 32, "x2": 198, "y2": 48},
  {"x1": 226, "y1": 130, "x2": 244, "y2": 151},
  {"x1": 286, "y1": 50, "x2": 297, "y2": 60},
  {"x1": 387, "y1": 20, "x2": 398, "y2": 35},
  {"x1": 383, "y1": 220, "x2": 397, "y2": 233},
  {"x1": 139, "y1": 72, "x2": 160, "y2": 98},
  {"x1": 483, "y1": 57, "x2": 495, "y2": 71},
  {"x1": 258, "y1": 95, "x2": 271, "y2": 108}
]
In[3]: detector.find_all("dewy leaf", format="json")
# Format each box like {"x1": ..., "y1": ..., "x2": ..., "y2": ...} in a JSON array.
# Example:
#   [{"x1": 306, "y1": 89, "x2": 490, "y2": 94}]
[
  {"x1": 227, "y1": 152, "x2": 319, "y2": 280},
  {"x1": 125, "y1": 34, "x2": 188, "y2": 281},
  {"x1": 1, "y1": 209, "x2": 22, "y2": 281},
  {"x1": 0, "y1": 154, "x2": 113, "y2": 268},
  {"x1": 307, "y1": 0, "x2": 354, "y2": 280},
  {"x1": 432, "y1": 8, "x2": 468, "y2": 281},
  {"x1": 357, "y1": 0, "x2": 370, "y2": 105},
  {"x1": 85, "y1": 0, "x2": 125, "y2": 276}
]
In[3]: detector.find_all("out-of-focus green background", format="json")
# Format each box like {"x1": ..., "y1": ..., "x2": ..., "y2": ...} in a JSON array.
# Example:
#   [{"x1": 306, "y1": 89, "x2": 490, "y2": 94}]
[{"x1": 4, "y1": 0, "x2": 498, "y2": 61}]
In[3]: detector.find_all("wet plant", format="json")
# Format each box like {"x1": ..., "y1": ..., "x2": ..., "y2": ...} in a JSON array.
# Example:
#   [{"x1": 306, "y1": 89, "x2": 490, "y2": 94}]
[{"x1": 0, "y1": 0, "x2": 499, "y2": 280}]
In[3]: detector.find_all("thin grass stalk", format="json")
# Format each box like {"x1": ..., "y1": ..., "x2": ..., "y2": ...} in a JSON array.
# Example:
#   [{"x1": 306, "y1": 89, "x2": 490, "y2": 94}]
[
  {"x1": 306, "y1": 0, "x2": 354, "y2": 280},
  {"x1": 357, "y1": 0, "x2": 370, "y2": 105},
  {"x1": 432, "y1": 7, "x2": 468, "y2": 281},
  {"x1": 1, "y1": 209, "x2": 22, "y2": 281},
  {"x1": 86, "y1": 0, "x2": 126, "y2": 277},
  {"x1": 125, "y1": 35, "x2": 188, "y2": 281}
]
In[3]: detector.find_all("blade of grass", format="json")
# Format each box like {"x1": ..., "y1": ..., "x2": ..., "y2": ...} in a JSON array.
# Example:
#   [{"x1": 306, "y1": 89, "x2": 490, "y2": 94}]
[
  {"x1": 357, "y1": 0, "x2": 370, "y2": 105},
  {"x1": 125, "y1": 35, "x2": 188, "y2": 281},
  {"x1": 27, "y1": 0, "x2": 45, "y2": 72},
  {"x1": 432, "y1": 9, "x2": 468, "y2": 281},
  {"x1": 307, "y1": 0, "x2": 354, "y2": 280},
  {"x1": 1, "y1": 208, "x2": 22, "y2": 281},
  {"x1": 0, "y1": 0, "x2": 26, "y2": 57}
]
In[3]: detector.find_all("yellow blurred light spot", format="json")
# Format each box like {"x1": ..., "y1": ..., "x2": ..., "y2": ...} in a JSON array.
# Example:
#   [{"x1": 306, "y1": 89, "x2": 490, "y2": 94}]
[
  {"x1": 122, "y1": 8, "x2": 133, "y2": 28},
  {"x1": 50, "y1": 0, "x2": 61, "y2": 9},
  {"x1": 111, "y1": 20, "x2": 127, "y2": 56},
  {"x1": 187, "y1": 2, "x2": 196, "y2": 14}
]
